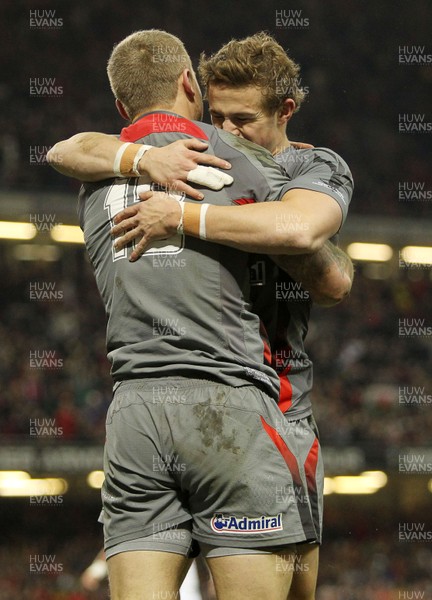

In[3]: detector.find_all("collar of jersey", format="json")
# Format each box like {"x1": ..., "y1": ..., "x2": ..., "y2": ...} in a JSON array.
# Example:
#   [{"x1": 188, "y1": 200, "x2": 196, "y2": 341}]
[{"x1": 119, "y1": 110, "x2": 208, "y2": 142}]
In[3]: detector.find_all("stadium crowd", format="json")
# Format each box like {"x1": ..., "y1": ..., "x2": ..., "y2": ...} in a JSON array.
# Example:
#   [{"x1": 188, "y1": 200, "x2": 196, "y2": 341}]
[{"x1": 1, "y1": 0, "x2": 431, "y2": 217}]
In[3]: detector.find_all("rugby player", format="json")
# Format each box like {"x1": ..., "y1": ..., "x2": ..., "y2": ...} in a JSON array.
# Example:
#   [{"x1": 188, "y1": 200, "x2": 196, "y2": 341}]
[
  {"x1": 52, "y1": 33, "x2": 354, "y2": 600},
  {"x1": 48, "y1": 29, "x2": 348, "y2": 600}
]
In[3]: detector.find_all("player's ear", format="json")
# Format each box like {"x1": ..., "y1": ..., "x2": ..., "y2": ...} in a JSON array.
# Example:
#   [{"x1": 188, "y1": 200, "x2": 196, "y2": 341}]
[
  {"x1": 278, "y1": 98, "x2": 296, "y2": 125},
  {"x1": 180, "y1": 69, "x2": 196, "y2": 101},
  {"x1": 115, "y1": 99, "x2": 130, "y2": 121}
]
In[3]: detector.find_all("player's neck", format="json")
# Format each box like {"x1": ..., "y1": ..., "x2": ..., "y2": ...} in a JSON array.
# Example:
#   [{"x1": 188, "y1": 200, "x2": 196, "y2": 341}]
[
  {"x1": 170, "y1": 96, "x2": 201, "y2": 122},
  {"x1": 271, "y1": 132, "x2": 290, "y2": 156},
  {"x1": 131, "y1": 100, "x2": 199, "y2": 124}
]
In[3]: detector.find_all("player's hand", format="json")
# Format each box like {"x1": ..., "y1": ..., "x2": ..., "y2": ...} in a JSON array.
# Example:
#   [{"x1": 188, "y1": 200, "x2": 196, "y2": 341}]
[
  {"x1": 289, "y1": 140, "x2": 314, "y2": 149},
  {"x1": 140, "y1": 139, "x2": 233, "y2": 200},
  {"x1": 80, "y1": 569, "x2": 101, "y2": 591},
  {"x1": 111, "y1": 191, "x2": 181, "y2": 262}
]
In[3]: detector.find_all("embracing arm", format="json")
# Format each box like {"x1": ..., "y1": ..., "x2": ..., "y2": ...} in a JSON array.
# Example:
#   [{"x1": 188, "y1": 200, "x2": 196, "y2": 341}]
[
  {"x1": 111, "y1": 187, "x2": 342, "y2": 260},
  {"x1": 272, "y1": 241, "x2": 354, "y2": 306},
  {"x1": 201, "y1": 188, "x2": 341, "y2": 254},
  {"x1": 47, "y1": 133, "x2": 123, "y2": 181},
  {"x1": 47, "y1": 133, "x2": 232, "y2": 199}
]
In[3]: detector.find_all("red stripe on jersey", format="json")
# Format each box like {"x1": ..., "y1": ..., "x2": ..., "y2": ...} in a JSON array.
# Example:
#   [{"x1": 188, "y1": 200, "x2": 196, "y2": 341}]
[
  {"x1": 260, "y1": 416, "x2": 302, "y2": 486},
  {"x1": 233, "y1": 198, "x2": 256, "y2": 205},
  {"x1": 120, "y1": 113, "x2": 209, "y2": 142},
  {"x1": 259, "y1": 321, "x2": 272, "y2": 366},
  {"x1": 278, "y1": 367, "x2": 293, "y2": 413},
  {"x1": 304, "y1": 437, "x2": 319, "y2": 493}
]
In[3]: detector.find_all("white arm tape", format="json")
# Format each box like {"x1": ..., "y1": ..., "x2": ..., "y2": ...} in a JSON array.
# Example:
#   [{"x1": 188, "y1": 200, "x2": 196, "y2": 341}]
[
  {"x1": 113, "y1": 142, "x2": 131, "y2": 178},
  {"x1": 199, "y1": 203, "x2": 210, "y2": 240}
]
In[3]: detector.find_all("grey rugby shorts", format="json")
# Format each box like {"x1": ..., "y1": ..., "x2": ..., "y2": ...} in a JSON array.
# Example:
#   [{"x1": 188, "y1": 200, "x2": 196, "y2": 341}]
[{"x1": 100, "y1": 378, "x2": 321, "y2": 558}]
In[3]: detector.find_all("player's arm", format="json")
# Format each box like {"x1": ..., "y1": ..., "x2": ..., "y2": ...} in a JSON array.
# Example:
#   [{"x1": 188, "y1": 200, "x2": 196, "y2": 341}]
[
  {"x1": 47, "y1": 134, "x2": 232, "y2": 200},
  {"x1": 111, "y1": 188, "x2": 342, "y2": 260},
  {"x1": 271, "y1": 241, "x2": 354, "y2": 306}
]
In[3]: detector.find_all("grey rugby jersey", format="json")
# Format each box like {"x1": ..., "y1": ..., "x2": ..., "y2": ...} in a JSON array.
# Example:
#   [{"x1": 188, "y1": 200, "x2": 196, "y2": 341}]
[
  {"x1": 249, "y1": 146, "x2": 354, "y2": 418},
  {"x1": 78, "y1": 111, "x2": 293, "y2": 400}
]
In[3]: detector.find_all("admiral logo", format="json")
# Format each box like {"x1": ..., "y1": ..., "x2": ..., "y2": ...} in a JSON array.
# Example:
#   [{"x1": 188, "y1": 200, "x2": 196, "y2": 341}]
[{"x1": 211, "y1": 513, "x2": 283, "y2": 534}]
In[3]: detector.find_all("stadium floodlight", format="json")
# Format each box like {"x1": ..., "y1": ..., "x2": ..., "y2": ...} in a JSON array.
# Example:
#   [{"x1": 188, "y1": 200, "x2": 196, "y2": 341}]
[
  {"x1": 401, "y1": 246, "x2": 432, "y2": 266},
  {"x1": 347, "y1": 243, "x2": 393, "y2": 262},
  {"x1": 87, "y1": 470, "x2": 105, "y2": 489},
  {"x1": 13, "y1": 244, "x2": 61, "y2": 261},
  {"x1": 50, "y1": 224, "x2": 84, "y2": 244},
  {"x1": 0, "y1": 221, "x2": 37, "y2": 240},
  {"x1": 0, "y1": 472, "x2": 68, "y2": 496},
  {"x1": 324, "y1": 471, "x2": 388, "y2": 495}
]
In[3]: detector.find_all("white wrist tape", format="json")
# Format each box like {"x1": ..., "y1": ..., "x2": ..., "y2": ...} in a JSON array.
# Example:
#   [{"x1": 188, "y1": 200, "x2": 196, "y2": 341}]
[
  {"x1": 132, "y1": 144, "x2": 153, "y2": 177},
  {"x1": 113, "y1": 143, "x2": 132, "y2": 177},
  {"x1": 199, "y1": 203, "x2": 210, "y2": 240},
  {"x1": 175, "y1": 197, "x2": 185, "y2": 234}
]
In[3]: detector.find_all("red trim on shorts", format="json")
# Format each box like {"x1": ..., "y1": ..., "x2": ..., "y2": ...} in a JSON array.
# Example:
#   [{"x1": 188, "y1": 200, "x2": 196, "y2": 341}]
[
  {"x1": 304, "y1": 437, "x2": 319, "y2": 493},
  {"x1": 233, "y1": 198, "x2": 256, "y2": 205},
  {"x1": 120, "y1": 113, "x2": 209, "y2": 142},
  {"x1": 260, "y1": 416, "x2": 302, "y2": 486}
]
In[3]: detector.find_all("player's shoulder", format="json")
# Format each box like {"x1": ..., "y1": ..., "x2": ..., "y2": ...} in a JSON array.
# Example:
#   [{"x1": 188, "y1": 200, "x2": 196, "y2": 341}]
[
  {"x1": 306, "y1": 147, "x2": 354, "y2": 195},
  {"x1": 212, "y1": 128, "x2": 280, "y2": 171},
  {"x1": 309, "y1": 146, "x2": 351, "y2": 171},
  {"x1": 278, "y1": 145, "x2": 352, "y2": 181}
]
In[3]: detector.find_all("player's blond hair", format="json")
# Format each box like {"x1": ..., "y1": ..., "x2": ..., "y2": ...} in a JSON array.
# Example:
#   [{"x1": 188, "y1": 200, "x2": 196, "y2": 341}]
[
  {"x1": 107, "y1": 30, "x2": 192, "y2": 119},
  {"x1": 198, "y1": 32, "x2": 305, "y2": 114}
]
